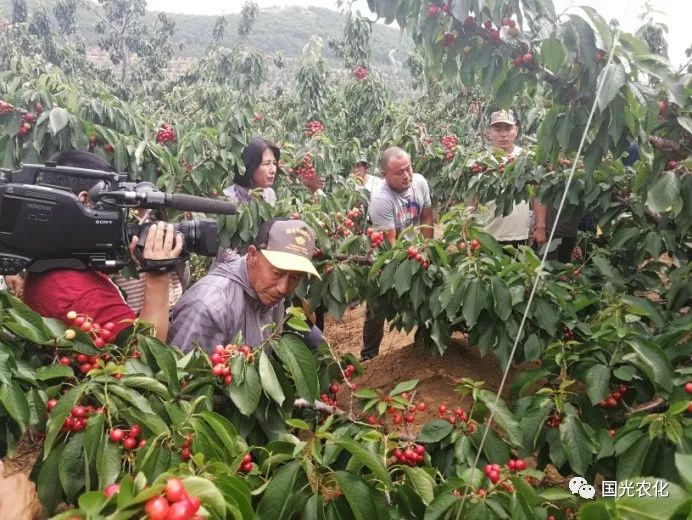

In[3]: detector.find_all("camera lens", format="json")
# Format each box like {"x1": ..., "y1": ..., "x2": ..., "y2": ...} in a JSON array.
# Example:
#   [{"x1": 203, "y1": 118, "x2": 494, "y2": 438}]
[
  {"x1": 129, "y1": 219, "x2": 218, "y2": 257},
  {"x1": 172, "y1": 220, "x2": 217, "y2": 256}
]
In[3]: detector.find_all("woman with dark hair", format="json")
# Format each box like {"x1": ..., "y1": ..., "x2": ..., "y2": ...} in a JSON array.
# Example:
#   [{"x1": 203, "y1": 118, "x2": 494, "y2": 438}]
[{"x1": 223, "y1": 137, "x2": 279, "y2": 207}]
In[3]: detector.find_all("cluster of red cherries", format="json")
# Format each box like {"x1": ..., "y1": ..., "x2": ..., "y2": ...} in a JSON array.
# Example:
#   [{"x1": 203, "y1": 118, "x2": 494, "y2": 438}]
[
  {"x1": 392, "y1": 444, "x2": 426, "y2": 466},
  {"x1": 142, "y1": 478, "x2": 201, "y2": 520},
  {"x1": 352, "y1": 66, "x2": 369, "y2": 80},
  {"x1": 238, "y1": 453, "x2": 254, "y2": 473},
  {"x1": 320, "y1": 363, "x2": 356, "y2": 407},
  {"x1": 180, "y1": 432, "x2": 195, "y2": 461},
  {"x1": 437, "y1": 404, "x2": 475, "y2": 432},
  {"x1": 366, "y1": 227, "x2": 385, "y2": 249},
  {"x1": 365, "y1": 393, "x2": 426, "y2": 427},
  {"x1": 210, "y1": 343, "x2": 253, "y2": 386},
  {"x1": 598, "y1": 385, "x2": 629, "y2": 409},
  {"x1": 304, "y1": 120, "x2": 325, "y2": 137},
  {"x1": 155, "y1": 123, "x2": 177, "y2": 145},
  {"x1": 109, "y1": 423, "x2": 146, "y2": 451},
  {"x1": 65, "y1": 310, "x2": 117, "y2": 348},
  {"x1": 292, "y1": 152, "x2": 317, "y2": 181},
  {"x1": 441, "y1": 134, "x2": 459, "y2": 161},
  {"x1": 407, "y1": 246, "x2": 430, "y2": 270}
]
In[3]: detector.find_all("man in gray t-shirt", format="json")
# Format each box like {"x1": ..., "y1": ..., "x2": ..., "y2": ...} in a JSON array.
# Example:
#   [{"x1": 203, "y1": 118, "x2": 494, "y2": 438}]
[{"x1": 362, "y1": 147, "x2": 433, "y2": 361}]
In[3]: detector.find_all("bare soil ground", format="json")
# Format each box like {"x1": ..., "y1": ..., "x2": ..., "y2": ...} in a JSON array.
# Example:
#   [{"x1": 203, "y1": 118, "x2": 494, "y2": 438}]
[{"x1": 325, "y1": 304, "x2": 518, "y2": 420}]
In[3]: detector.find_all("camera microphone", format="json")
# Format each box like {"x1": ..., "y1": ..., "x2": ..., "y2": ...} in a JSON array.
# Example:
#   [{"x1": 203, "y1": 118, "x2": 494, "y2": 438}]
[
  {"x1": 166, "y1": 193, "x2": 237, "y2": 215},
  {"x1": 94, "y1": 182, "x2": 237, "y2": 215}
]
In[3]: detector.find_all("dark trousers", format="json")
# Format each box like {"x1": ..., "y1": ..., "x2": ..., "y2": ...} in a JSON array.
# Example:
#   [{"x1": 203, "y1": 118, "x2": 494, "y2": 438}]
[
  {"x1": 361, "y1": 306, "x2": 385, "y2": 359},
  {"x1": 547, "y1": 236, "x2": 577, "y2": 263}
]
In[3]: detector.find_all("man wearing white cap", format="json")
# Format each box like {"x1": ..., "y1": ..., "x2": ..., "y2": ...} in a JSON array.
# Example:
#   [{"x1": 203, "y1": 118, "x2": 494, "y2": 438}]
[
  {"x1": 474, "y1": 109, "x2": 539, "y2": 247},
  {"x1": 168, "y1": 218, "x2": 323, "y2": 352}
]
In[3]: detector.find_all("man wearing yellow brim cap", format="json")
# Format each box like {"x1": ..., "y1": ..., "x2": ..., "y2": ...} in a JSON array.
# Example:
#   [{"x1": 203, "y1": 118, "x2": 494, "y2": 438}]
[{"x1": 169, "y1": 218, "x2": 323, "y2": 352}]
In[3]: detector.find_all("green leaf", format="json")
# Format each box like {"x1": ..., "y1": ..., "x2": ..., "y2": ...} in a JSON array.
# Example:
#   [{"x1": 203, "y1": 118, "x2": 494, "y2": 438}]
[
  {"x1": 0, "y1": 381, "x2": 30, "y2": 430},
  {"x1": 394, "y1": 260, "x2": 414, "y2": 297},
  {"x1": 523, "y1": 334, "x2": 542, "y2": 361},
  {"x1": 423, "y1": 490, "x2": 458, "y2": 520},
  {"x1": 334, "y1": 439, "x2": 392, "y2": 486},
  {"x1": 259, "y1": 350, "x2": 286, "y2": 406},
  {"x1": 138, "y1": 336, "x2": 181, "y2": 394},
  {"x1": 35, "y1": 442, "x2": 65, "y2": 514},
  {"x1": 616, "y1": 434, "x2": 651, "y2": 481},
  {"x1": 334, "y1": 471, "x2": 378, "y2": 520},
  {"x1": 597, "y1": 63, "x2": 626, "y2": 111},
  {"x1": 417, "y1": 419, "x2": 453, "y2": 443},
  {"x1": 59, "y1": 433, "x2": 85, "y2": 502},
  {"x1": 559, "y1": 415, "x2": 595, "y2": 475},
  {"x1": 44, "y1": 385, "x2": 87, "y2": 457},
  {"x1": 228, "y1": 362, "x2": 262, "y2": 416},
  {"x1": 49, "y1": 107, "x2": 70, "y2": 135},
  {"x1": 610, "y1": 479, "x2": 688, "y2": 519},
  {"x1": 390, "y1": 379, "x2": 418, "y2": 396},
  {"x1": 272, "y1": 335, "x2": 319, "y2": 402},
  {"x1": 477, "y1": 390, "x2": 521, "y2": 445},
  {"x1": 353, "y1": 389, "x2": 378, "y2": 399},
  {"x1": 585, "y1": 364, "x2": 611, "y2": 404},
  {"x1": 403, "y1": 467, "x2": 435, "y2": 505},
  {"x1": 675, "y1": 453, "x2": 692, "y2": 493},
  {"x1": 97, "y1": 437, "x2": 122, "y2": 489},
  {"x1": 533, "y1": 299, "x2": 559, "y2": 335},
  {"x1": 541, "y1": 38, "x2": 566, "y2": 73},
  {"x1": 34, "y1": 364, "x2": 74, "y2": 381},
  {"x1": 490, "y1": 277, "x2": 512, "y2": 321},
  {"x1": 256, "y1": 461, "x2": 301, "y2": 520},
  {"x1": 647, "y1": 171, "x2": 681, "y2": 213},
  {"x1": 181, "y1": 476, "x2": 226, "y2": 518},
  {"x1": 107, "y1": 385, "x2": 154, "y2": 414},
  {"x1": 626, "y1": 338, "x2": 674, "y2": 391},
  {"x1": 463, "y1": 278, "x2": 488, "y2": 328},
  {"x1": 121, "y1": 375, "x2": 171, "y2": 399}
]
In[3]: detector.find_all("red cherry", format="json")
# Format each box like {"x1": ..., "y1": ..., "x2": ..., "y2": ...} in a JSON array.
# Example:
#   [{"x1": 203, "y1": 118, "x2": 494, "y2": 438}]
[
  {"x1": 109, "y1": 428, "x2": 125, "y2": 442},
  {"x1": 129, "y1": 424, "x2": 141, "y2": 438},
  {"x1": 72, "y1": 406, "x2": 87, "y2": 418},
  {"x1": 144, "y1": 496, "x2": 169, "y2": 520},
  {"x1": 514, "y1": 459, "x2": 526, "y2": 471},
  {"x1": 438, "y1": 404, "x2": 447, "y2": 415},
  {"x1": 46, "y1": 399, "x2": 59, "y2": 411},
  {"x1": 103, "y1": 483, "x2": 120, "y2": 498},
  {"x1": 122, "y1": 437, "x2": 137, "y2": 450},
  {"x1": 165, "y1": 477, "x2": 187, "y2": 503},
  {"x1": 241, "y1": 461, "x2": 253, "y2": 472},
  {"x1": 684, "y1": 383, "x2": 692, "y2": 394}
]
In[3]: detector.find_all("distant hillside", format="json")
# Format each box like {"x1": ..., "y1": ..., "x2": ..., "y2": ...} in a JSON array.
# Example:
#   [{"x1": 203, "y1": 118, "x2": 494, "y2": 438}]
[{"x1": 0, "y1": 0, "x2": 413, "y2": 68}]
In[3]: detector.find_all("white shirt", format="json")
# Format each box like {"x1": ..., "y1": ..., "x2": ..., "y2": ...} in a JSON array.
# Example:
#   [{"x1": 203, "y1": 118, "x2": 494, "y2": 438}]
[{"x1": 479, "y1": 146, "x2": 530, "y2": 241}]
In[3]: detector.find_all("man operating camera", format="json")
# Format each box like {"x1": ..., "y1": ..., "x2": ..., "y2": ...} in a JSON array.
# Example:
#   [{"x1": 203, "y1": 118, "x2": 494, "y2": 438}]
[{"x1": 22, "y1": 151, "x2": 183, "y2": 341}]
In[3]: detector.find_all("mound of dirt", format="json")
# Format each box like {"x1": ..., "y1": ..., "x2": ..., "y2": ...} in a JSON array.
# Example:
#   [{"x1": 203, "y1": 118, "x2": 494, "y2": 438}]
[{"x1": 325, "y1": 305, "x2": 519, "y2": 419}]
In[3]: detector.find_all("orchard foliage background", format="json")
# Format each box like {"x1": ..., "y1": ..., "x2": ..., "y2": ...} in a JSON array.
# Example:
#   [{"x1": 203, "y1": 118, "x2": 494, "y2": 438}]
[{"x1": 0, "y1": 0, "x2": 691, "y2": 518}]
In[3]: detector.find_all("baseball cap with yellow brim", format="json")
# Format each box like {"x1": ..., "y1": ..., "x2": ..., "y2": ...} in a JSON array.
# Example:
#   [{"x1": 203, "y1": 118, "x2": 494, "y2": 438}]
[
  {"x1": 490, "y1": 109, "x2": 517, "y2": 126},
  {"x1": 259, "y1": 219, "x2": 322, "y2": 280}
]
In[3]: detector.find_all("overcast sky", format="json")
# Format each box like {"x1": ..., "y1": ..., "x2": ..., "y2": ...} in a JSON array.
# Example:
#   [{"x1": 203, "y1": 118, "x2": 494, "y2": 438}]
[{"x1": 146, "y1": 0, "x2": 689, "y2": 67}]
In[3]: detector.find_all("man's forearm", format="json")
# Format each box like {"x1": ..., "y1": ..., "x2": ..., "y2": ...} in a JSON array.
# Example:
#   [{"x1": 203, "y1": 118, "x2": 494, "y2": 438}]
[
  {"x1": 139, "y1": 272, "x2": 171, "y2": 341},
  {"x1": 420, "y1": 209, "x2": 434, "y2": 239},
  {"x1": 533, "y1": 199, "x2": 547, "y2": 232}
]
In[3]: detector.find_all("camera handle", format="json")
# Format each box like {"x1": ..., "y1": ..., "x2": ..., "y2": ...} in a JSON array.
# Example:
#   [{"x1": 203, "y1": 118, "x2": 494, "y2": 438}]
[{"x1": 131, "y1": 247, "x2": 190, "y2": 274}]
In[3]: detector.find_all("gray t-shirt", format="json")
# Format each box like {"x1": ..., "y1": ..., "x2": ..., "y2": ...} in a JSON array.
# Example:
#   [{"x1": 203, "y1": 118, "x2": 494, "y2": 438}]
[{"x1": 368, "y1": 174, "x2": 432, "y2": 236}]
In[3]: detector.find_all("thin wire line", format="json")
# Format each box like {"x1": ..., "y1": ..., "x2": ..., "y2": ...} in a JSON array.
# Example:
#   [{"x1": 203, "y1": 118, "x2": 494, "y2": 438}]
[{"x1": 457, "y1": 4, "x2": 632, "y2": 511}]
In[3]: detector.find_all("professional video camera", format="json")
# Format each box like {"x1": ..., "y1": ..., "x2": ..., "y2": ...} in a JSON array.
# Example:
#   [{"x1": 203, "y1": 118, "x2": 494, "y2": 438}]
[{"x1": 0, "y1": 163, "x2": 237, "y2": 275}]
